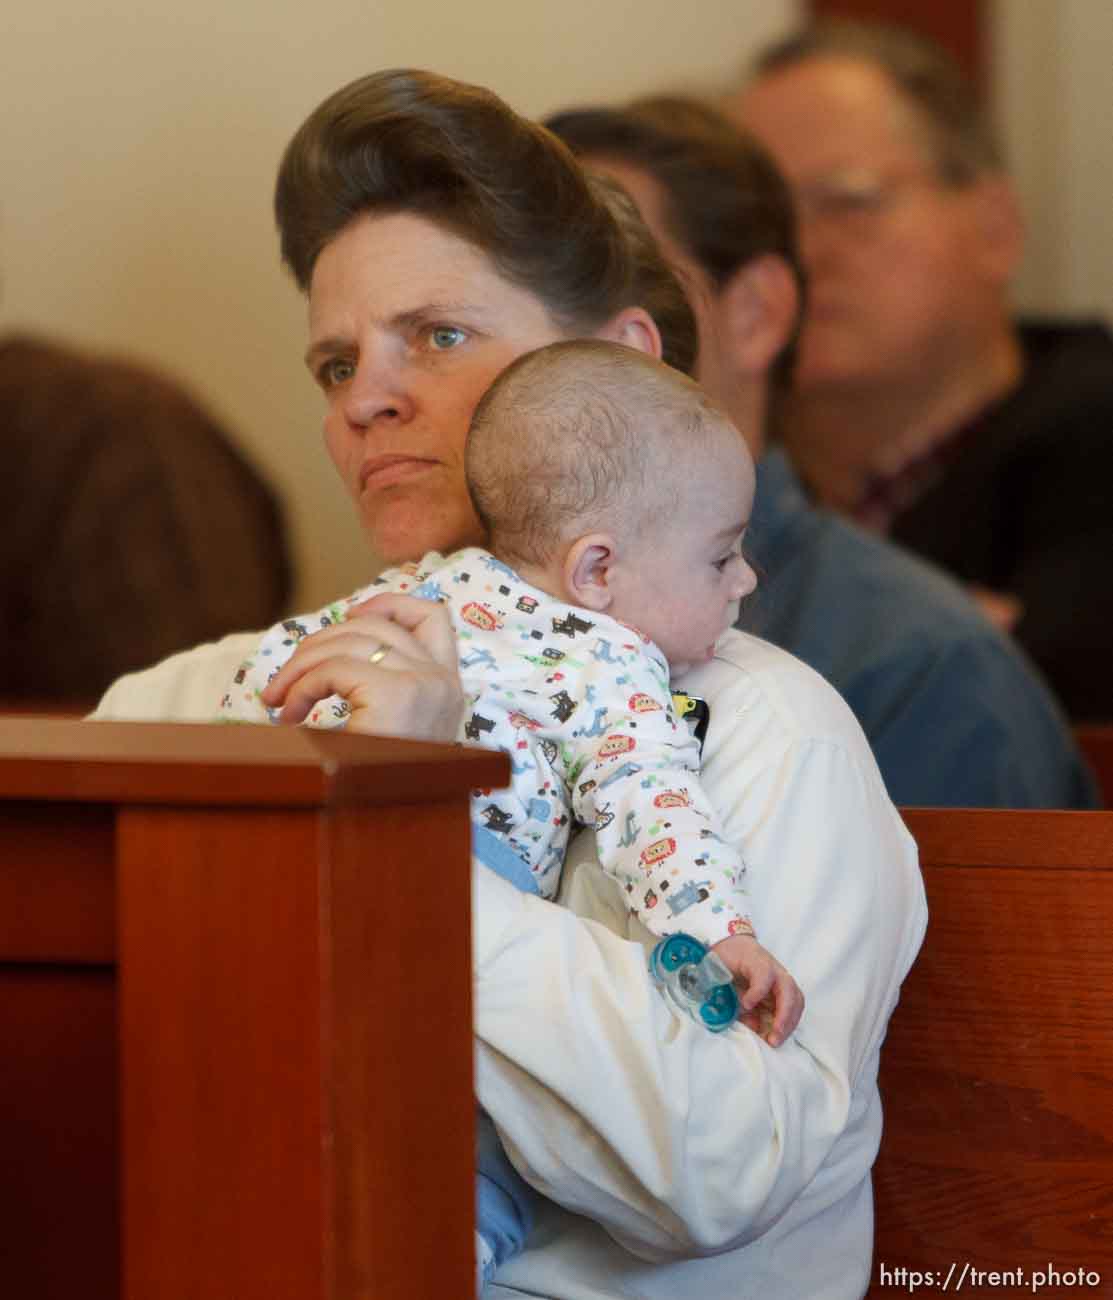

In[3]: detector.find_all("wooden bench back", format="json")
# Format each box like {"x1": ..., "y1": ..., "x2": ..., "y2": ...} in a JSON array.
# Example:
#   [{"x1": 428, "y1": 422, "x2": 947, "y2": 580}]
[
  {"x1": 0, "y1": 719, "x2": 506, "y2": 1300},
  {"x1": 870, "y1": 809, "x2": 1113, "y2": 1296}
]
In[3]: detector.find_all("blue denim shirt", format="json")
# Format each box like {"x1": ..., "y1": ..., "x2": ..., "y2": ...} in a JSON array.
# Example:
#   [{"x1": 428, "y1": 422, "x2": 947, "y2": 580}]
[{"x1": 742, "y1": 448, "x2": 1097, "y2": 809}]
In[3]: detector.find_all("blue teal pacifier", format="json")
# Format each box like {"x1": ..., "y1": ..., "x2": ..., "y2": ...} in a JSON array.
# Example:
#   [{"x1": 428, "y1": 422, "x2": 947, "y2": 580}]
[{"x1": 648, "y1": 933, "x2": 740, "y2": 1032}]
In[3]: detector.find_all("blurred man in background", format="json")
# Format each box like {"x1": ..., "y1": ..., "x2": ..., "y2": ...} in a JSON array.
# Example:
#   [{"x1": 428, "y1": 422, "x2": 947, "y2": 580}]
[
  {"x1": 727, "y1": 20, "x2": 1113, "y2": 720},
  {"x1": 547, "y1": 97, "x2": 1097, "y2": 807}
]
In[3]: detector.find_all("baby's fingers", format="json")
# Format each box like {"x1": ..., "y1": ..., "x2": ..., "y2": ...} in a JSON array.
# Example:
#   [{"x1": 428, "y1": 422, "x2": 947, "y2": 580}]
[
  {"x1": 737, "y1": 960, "x2": 775, "y2": 1012},
  {"x1": 266, "y1": 658, "x2": 376, "y2": 728},
  {"x1": 765, "y1": 974, "x2": 806, "y2": 1048}
]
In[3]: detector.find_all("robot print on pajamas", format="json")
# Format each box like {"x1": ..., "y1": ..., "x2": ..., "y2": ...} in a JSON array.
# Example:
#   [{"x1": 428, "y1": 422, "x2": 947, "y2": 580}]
[{"x1": 219, "y1": 547, "x2": 754, "y2": 948}]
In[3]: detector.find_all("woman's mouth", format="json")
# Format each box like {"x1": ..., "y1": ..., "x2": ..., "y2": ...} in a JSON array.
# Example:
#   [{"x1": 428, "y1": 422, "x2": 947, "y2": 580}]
[{"x1": 359, "y1": 454, "x2": 437, "y2": 492}]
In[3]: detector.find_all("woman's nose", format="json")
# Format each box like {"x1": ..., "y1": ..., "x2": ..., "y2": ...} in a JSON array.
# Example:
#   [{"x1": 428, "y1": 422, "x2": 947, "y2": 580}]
[{"x1": 342, "y1": 350, "x2": 416, "y2": 429}]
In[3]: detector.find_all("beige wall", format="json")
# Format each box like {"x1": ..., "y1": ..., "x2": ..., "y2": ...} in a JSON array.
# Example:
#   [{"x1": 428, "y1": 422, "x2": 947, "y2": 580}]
[
  {"x1": 992, "y1": 0, "x2": 1113, "y2": 320},
  {"x1": 1058, "y1": 2, "x2": 1113, "y2": 315},
  {"x1": 2, "y1": 0, "x2": 799, "y2": 608},
  {"x1": 990, "y1": 0, "x2": 1064, "y2": 312}
]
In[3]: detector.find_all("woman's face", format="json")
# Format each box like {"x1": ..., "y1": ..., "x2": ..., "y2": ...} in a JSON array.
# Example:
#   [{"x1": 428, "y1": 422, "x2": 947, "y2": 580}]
[{"x1": 306, "y1": 212, "x2": 572, "y2": 563}]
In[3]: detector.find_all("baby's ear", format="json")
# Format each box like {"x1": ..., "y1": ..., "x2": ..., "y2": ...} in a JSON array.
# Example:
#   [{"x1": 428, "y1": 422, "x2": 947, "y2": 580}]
[{"x1": 563, "y1": 533, "x2": 617, "y2": 611}]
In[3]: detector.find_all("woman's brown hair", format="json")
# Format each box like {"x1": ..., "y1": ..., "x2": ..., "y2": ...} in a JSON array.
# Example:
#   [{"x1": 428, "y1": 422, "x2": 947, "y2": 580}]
[{"x1": 274, "y1": 69, "x2": 696, "y2": 374}]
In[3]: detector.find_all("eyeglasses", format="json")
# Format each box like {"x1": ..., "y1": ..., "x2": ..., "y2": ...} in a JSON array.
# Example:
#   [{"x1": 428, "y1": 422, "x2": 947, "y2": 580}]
[{"x1": 792, "y1": 169, "x2": 942, "y2": 225}]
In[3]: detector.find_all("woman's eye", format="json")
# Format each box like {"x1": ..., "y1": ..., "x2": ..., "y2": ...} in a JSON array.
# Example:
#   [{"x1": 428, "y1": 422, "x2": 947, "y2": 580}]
[
  {"x1": 322, "y1": 358, "x2": 355, "y2": 387},
  {"x1": 429, "y1": 325, "x2": 466, "y2": 351}
]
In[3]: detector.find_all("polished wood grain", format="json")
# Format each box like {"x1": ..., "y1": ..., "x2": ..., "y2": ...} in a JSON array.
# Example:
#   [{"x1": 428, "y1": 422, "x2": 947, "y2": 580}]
[
  {"x1": 118, "y1": 806, "x2": 329, "y2": 1298},
  {"x1": 325, "y1": 802, "x2": 475, "y2": 1296},
  {"x1": 0, "y1": 802, "x2": 114, "y2": 961},
  {"x1": 0, "y1": 718, "x2": 504, "y2": 1300},
  {"x1": 0, "y1": 716, "x2": 507, "y2": 807},
  {"x1": 870, "y1": 810, "x2": 1113, "y2": 1297},
  {"x1": 2, "y1": 966, "x2": 118, "y2": 1299}
]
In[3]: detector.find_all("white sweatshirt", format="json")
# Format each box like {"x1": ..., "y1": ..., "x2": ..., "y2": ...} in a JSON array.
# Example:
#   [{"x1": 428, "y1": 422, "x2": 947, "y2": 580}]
[{"x1": 94, "y1": 625, "x2": 927, "y2": 1299}]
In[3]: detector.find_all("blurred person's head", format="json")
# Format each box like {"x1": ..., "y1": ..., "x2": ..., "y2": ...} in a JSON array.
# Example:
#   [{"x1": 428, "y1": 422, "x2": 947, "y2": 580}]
[
  {"x1": 274, "y1": 69, "x2": 696, "y2": 564},
  {"x1": 546, "y1": 96, "x2": 802, "y2": 454},
  {"x1": 467, "y1": 339, "x2": 757, "y2": 674},
  {"x1": 726, "y1": 21, "x2": 1022, "y2": 402},
  {"x1": 0, "y1": 334, "x2": 291, "y2": 701}
]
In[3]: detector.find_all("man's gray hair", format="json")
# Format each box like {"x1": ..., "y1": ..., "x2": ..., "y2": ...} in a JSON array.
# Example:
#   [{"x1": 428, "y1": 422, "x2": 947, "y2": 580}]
[{"x1": 753, "y1": 19, "x2": 1004, "y2": 183}]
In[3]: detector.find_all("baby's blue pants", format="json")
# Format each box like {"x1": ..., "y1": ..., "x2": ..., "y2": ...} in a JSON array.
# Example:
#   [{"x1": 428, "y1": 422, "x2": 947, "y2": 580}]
[{"x1": 472, "y1": 828, "x2": 542, "y2": 1292}]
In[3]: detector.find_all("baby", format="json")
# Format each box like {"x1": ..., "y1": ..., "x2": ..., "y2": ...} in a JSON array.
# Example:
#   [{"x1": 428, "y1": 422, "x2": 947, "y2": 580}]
[{"x1": 221, "y1": 339, "x2": 803, "y2": 1289}]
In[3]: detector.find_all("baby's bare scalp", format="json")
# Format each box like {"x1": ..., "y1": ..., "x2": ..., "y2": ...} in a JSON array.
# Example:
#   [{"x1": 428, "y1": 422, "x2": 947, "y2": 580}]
[{"x1": 466, "y1": 339, "x2": 742, "y2": 565}]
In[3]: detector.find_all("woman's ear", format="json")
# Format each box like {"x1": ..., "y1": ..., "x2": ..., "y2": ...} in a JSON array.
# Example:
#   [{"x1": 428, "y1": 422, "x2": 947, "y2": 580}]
[
  {"x1": 593, "y1": 306, "x2": 663, "y2": 360},
  {"x1": 718, "y1": 252, "x2": 799, "y2": 379},
  {"x1": 563, "y1": 533, "x2": 617, "y2": 611}
]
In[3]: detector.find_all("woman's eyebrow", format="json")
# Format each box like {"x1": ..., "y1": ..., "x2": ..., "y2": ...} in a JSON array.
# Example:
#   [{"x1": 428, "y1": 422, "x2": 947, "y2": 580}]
[
  {"x1": 390, "y1": 301, "x2": 492, "y2": 329},
  {"x1": 304, "y1": 336, "x2": 349, "y2": 370},
  {"x1": 305, "y1": 301, "x2": 494, "y2": 368}
]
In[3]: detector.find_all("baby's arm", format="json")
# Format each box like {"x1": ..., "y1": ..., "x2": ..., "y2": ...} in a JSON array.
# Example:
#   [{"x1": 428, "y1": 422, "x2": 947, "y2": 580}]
[
  {"x1": 566, "y1": 643, "x2": 803, "y2": 1043},
  {"x1": 219, "y1": 574, "x2": 416, "y2": 730},
  {"x1": 218, "y1": 611, "x2": 338, "y2": 725}
]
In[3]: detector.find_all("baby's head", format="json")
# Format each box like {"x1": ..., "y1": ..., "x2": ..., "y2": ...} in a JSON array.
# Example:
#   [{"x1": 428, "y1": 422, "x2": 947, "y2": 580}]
[{"x1": 466, "y1": 339, "x2": 757, "y2": 674}]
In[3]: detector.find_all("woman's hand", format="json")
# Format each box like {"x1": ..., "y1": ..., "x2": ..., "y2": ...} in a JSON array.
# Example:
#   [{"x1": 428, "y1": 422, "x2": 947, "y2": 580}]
[{"x1": 260, "y1": 593, "x2": 466, "y2": 741}]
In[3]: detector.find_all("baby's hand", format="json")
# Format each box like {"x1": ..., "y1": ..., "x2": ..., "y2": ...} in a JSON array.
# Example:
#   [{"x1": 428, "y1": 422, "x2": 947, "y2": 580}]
[{"x1": 710, "y1": 933, "x2": 804, "y2": 1048}]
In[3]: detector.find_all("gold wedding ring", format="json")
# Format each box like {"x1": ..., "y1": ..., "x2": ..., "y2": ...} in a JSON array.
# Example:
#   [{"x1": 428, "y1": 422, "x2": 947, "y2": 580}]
[{"x1": 367, "y1": 644, "x2": 390, "y2": 666}]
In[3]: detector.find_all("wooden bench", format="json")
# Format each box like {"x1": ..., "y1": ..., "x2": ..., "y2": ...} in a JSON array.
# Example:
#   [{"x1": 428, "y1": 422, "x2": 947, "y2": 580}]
[
  {"x1": 9, "y1": 722, "x2": 1111, "y2": 1297},
  {"x1": 0, "y1": 718, "x2": 505, "y2": 1300},
  {"x1": 870, "y1": 809, "x2": 1113, "y2": 1297}
]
